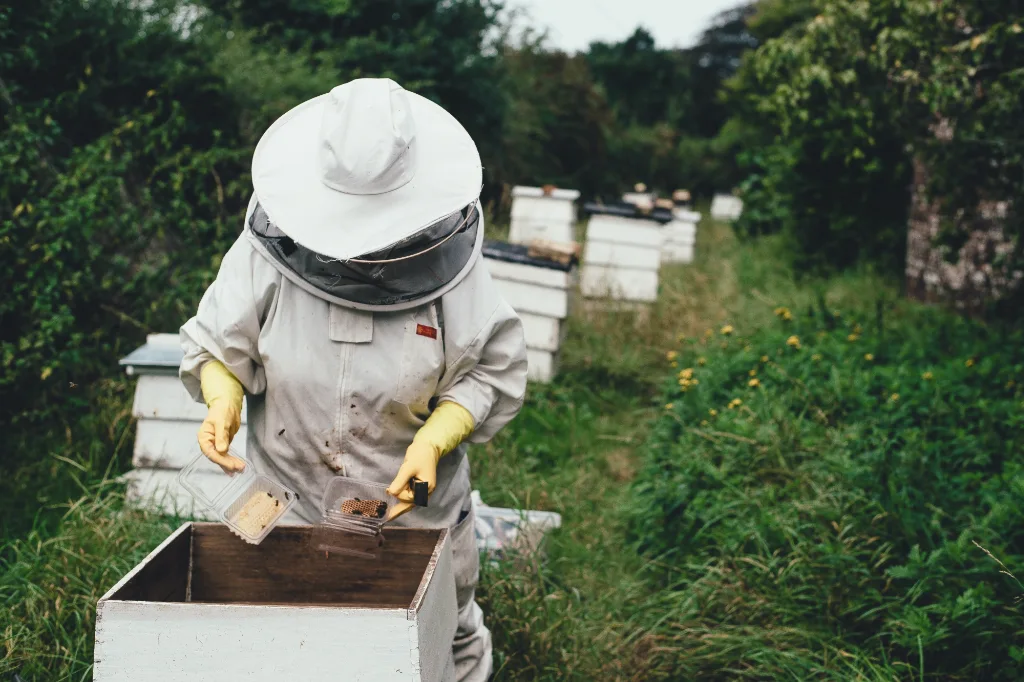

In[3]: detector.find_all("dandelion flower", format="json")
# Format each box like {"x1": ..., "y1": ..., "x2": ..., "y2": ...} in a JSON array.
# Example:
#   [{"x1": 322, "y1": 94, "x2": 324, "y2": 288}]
[
  {"x1": 922, "y1": 371, "x2": 933, "y2": 381},
  {"x1": 744, "y1": 345, "x2": 752, "y2": 352},
  {"x1": 782, "y1": 310, "x2": 793, "y2": 321},
  {"x1": 665, "y1": 403, "x2": 674, "y2": 410},
  {"x1": 760, "y1": 355, "x2": 769, "y2": 363},
  {"x1": 721, "y1": 325, "x2": 734, "y2": 336},
  {"x1": 749, "y1": 369, "x2": 757, "y2": 377},
  {"x1": 966, "y1": 358, "x2": 975, "y2": 368},
  {"x1": 677, "y1": 333, "x2": 686, "y2": 343},
  {"x1": 786, "y1": 335, "x2": 801, "y2": 349},
  {"x1": 679, "y1": 368, "x2": 694, "y2": 379},
  {"x1": 666, "y1": 350, "x2": 678, "y2": 362},
  {"x1": 812, "y1": 354, "x2": 822, "y2": 362},
  {"x1": 709, "y1": 409, "x2": 718, "y2": 417},
  {"x1": 890, "y1": 393, "x2": 899, "y2": 402},
  {"x1": 749, "y1": 378, "x2": 761, "y2": 388},
  {"x1": 864, "y1": 353, "x2": 874, "y2": 362},
  {"x1": 698, "y1": 357, "x2": 707, "y2": 366},
  {"x1": 847, "y1": 333, "x2": 859, "y2": 342},
  {"x1": 700, "y1": 420, "x2": 709, "y2": 427},
  {"x1": 671, "y1": 361, "x2": 678, "y2": 368},
  {"x1": 728, "y1": 398, "x2": 742, "y2": 409}
]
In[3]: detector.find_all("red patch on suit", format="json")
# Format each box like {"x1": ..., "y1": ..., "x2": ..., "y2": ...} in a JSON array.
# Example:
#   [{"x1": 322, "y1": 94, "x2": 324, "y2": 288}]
[{"x1": 416, "y1": 324, "x2": 438, "y2": 339}]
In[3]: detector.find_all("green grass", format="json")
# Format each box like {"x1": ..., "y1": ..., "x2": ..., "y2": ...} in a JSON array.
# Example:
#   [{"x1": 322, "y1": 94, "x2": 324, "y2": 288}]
[{"x1": 7, "y1": 217, "x2": 1016, "y2": 680}]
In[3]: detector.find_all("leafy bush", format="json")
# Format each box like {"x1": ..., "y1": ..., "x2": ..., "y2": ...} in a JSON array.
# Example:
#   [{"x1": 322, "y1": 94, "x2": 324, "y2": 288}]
[{"x1": 632, "y1": 304, "x2": 1024, "y2": 678}]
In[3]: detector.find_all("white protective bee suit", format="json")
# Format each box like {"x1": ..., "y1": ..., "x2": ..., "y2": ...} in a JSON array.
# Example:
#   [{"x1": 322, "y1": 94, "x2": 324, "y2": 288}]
[{"x1": 179, "y1": 77, "x2": 528, "y2": 682}]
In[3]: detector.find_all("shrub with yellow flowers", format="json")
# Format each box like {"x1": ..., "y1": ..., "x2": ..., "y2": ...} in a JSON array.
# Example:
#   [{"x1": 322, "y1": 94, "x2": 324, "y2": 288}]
[{"x1": 634, "y1": 300, "x2": 1024, "y2": 680}]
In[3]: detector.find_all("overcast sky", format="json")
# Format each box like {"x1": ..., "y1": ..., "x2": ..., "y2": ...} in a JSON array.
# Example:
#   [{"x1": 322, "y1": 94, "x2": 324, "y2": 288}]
[{"x1": 512, "y1": 0, "x2": 749, "y2": 52}]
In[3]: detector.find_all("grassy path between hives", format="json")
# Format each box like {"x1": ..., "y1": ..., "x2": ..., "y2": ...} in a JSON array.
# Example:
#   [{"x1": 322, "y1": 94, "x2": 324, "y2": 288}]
[
  {"x1": 471, "y1": 217, "x2": 892, "y2": 680},
  {"x1": 0, "y1": 217, "x2": 890, "y2": 681}
]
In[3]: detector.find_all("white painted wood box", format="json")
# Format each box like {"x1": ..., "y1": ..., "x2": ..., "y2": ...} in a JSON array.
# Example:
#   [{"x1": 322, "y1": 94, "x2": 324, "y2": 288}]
[
  {"x1": 94, "y1": 522, "x2": 457, "y2": 682},
  {"x1": 662, "y1": 208, "x2": 701, "y2": 264},
  {"x1": 508, "y1": 185, "x2": 580, "y2": 246},
  {"x1": 580, "y1": 213, "x2": 662, "y2": 303},
  {"x1": 482, "y1": 241, "x2": 576, "y2": 383},
  {"x1": 711, "y1": 194, "x2": 744, "y2": 221}
]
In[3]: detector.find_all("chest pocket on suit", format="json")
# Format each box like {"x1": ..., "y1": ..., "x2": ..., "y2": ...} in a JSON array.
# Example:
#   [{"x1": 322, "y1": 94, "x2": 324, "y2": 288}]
[{"x1": 394, "y1": 302, "x2": 446, "y2": 411}]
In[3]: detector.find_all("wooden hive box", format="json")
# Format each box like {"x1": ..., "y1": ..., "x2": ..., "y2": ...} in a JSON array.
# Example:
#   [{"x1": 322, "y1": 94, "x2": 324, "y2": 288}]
[
  {"x1": 508, "y1": 185, "x2": 580, "y2": 246},
  {"x1": 710, "y1": 194, "x2": 744, "y2": 222},
  {"x1": 119, "y1": 334, "x2": 254, "y2": 519},
  {"x1": 94, "y1": 523, "x2": 457, "y2": 682},
  {"x1": 482, "y1": 240, "x2": 576, "y2": 383},
  {"x1": 580, "y1": 213, "x2": 663, "y2": 304},
  {"x1": 661, "y1": 209, "x2": 701, "y2": 264}
]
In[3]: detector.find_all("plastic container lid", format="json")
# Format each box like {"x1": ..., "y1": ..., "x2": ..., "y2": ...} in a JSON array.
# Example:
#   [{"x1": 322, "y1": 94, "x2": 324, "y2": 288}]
[
  {"x1": 311, "y1": 477, "x2": 401, "y2": 559},
  {"x1": 178, "y1": 448, "x2": 297, "y2": 545}
]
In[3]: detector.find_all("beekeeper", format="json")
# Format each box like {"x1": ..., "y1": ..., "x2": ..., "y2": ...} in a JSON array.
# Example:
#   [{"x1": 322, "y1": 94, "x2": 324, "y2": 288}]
[{"x1": 179, "y1": 77, "x2": 528, "y2": 682}]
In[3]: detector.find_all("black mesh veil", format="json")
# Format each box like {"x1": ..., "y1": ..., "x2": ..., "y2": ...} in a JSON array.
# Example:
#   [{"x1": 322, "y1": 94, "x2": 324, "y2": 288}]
[{"x1": 248, "y1": 202, "x2": 480, "y2": 307}]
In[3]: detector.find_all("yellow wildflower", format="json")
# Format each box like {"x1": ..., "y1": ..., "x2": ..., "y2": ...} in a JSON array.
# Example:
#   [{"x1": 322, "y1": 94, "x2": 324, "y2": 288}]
[
  {"x1": 749, "y1": 369, "x2": 757, "y2": 377},
  {"x1": 665, "y1": 403, "x2": 674, "y2": 410},
  {"x1": 709, "y1": 409, "x2": 718, "y2": 417},
  {"x1": 847, "y1": 333, "x2": 859, "y2": 342},
  {"x1": 965, "y1": 358, "x2": 975, "y2": 368},
  {"x1": 812, "y1": 354, "x2": 823, "y2": 362},
  {"x1": 853, "y1": 324, "x2": 863, "y2": 335},
  {"x1": 749, "y1": 378, "x2": 761, "y2": 388},
  {"x1": 677, "y1": 333, "x2": 686, "y2": 343},
  {"x1": 922, "y1": 371, "x2": 933, "y2": 381},
  {"x1": 864, "y1": 353, "x2": 874, "y2": 362},
  {"x1": 147, "y1": 89, "x2": 157, "y2": 97},
  {"x1": 670, "y1": 361, "x2": 678, "y2": 368},
  {"x1": 704, "y1": 328, "x2": 714, "y2": 338},
  {"x1": 679, "y1": 368, "x2": 694, "y2": 379},
  {"x1": 760, "y1": 355, "x2": 769, "y2": 363},
  {"x1": 697, "y1": 357, "x2": 707, "y2": 366},
  {"x1": 691, "y1": 379, "x2": 699, "y2": 386},
  {"x1": 744, "y1": 345, "x2": 752, "y2": 352},
  {"x1": 728, "y1": 398, "x2": 742, "y2": 409},
  {"x1": 720, "y1": 325, "x2": 734, "y2": 336},
  {"x1": 666, "y1": 350, "x2": 678, "y2": 362},
  {"x1": 890, "y1": 393, "x2": 900, "y2": 402},
  {"x1": 700, "y1": 420, "x2": 709, "y2": 427},
  {"x1": 774, "y1": 306, "x2": 793, "y2": 321},
  {"x1": 786, "y1": 335, "x2": 801, "y2": 349}
]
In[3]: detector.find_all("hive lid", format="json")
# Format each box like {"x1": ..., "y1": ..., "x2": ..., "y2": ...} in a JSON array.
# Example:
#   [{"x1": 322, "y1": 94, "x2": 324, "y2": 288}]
[
  {"x1": 119, "y1": 333, "x2": 185, "y2": 375},
  {"x1": 482, "y1": 240, "x2": 574, "y2": 272},
  {"x1": 582, "y1": 201, "x2": 674, "y2": 224}
]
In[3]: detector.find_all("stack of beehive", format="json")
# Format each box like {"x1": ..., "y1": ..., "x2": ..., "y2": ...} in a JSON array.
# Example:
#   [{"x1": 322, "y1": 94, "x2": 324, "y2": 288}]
[
  {"x1": 119, "y1": 333, "x2": 245, "y2": 517},
  {"x1": 482, "y1": 241, "x2": 576, "y2": 383},
  {"x1": 580, "y1": 203, "x2": 670, "y2": 305},
  {"x1": 661, "y1": 207, "x2": 701, "y2": 264},
  {"x1": 509, "y1": 185, "x2": 580, "y2": 246},
  {"x1": 711, "y1": 193, "x2": 744, "y2": 221}
]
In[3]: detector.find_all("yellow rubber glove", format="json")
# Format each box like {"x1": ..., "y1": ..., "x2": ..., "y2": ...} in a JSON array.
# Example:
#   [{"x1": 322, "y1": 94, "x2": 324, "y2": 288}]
[
  {"x1": 198, "y1": 360, "x2": 246, "y2": 474},
  {"x1": 386, "y1": 401, "x2": 475, "y2": 521}
]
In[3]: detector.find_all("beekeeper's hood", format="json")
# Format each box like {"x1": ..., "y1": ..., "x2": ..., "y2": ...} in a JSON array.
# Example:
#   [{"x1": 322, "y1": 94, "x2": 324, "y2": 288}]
[{"x1": 244, "y1": 77, "x2": 484, "y2": 311}]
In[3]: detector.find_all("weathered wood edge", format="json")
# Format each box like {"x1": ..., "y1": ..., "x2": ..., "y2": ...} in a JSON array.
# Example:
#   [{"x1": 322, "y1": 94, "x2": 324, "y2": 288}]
[
  {"x1": 98, "y1": 522, "x2": 192, "y2": 603},
  {"x1": 407, "y1": 527, "x2": 449, "y2": 621}
]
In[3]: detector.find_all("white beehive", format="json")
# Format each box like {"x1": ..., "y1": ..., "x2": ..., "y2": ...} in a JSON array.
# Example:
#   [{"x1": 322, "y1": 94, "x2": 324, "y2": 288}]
[
  {"x1": 119, "y1": 334, "x2": 248, "y2": 519},
  {"x1": 711, "y1": 194, "x2": 744, "y2": 221},
  {"x1": 483, "y1": 241, "x2": 576, "y2": 383},
  {"x1": 662, "y1": 208, "x2": 701, "y2": 264},
  {"x1": 94, "y1": 522, "x2": 458, "y2": 682},
  {"x1": 508, "y1": 185, "x2": 580, "y2": 246},
  {"x1": 580, "y1": 213, "x2": 662, "y2": 303}
]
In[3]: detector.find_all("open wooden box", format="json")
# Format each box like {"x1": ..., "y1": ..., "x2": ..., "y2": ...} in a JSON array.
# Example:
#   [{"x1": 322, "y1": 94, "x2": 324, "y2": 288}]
[{"x1": 94, "y1": 523, "x2": 457, "y2": 681}]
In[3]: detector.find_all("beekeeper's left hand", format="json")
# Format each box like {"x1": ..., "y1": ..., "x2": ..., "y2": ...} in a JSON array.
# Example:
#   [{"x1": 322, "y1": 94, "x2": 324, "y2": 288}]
[{"x1": 387, "y1": 401, "x2": 475, "y2": 520}]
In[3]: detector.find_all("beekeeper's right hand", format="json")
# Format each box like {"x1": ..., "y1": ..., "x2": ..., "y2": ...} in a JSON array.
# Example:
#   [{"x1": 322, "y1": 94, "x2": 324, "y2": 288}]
[{"x1": 198, "y1": 360, "x2": 246, "y2": 474}]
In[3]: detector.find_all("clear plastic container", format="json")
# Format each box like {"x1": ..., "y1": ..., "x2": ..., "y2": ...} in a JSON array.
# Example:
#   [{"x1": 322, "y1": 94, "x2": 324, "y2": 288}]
[
  {"x1": 311, "y1": 477, "x2": 401, "y2": 559},
  {"x1": 178, "y1": 449, "x2": 297, "y2": 545}
]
